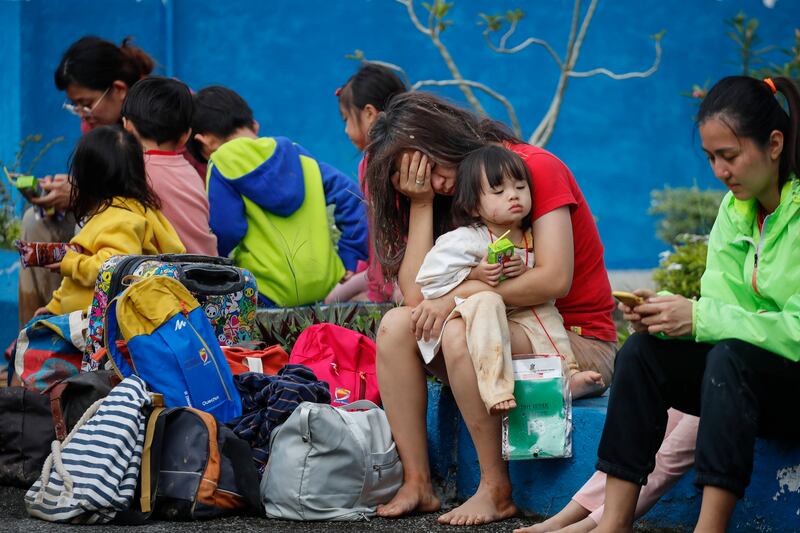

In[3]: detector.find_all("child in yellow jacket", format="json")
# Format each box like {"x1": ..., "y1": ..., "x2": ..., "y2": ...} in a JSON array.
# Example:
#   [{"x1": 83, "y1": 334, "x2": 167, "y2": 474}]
[{"x1": 40, "y1": 126, "x2": 185, "y2": 316}]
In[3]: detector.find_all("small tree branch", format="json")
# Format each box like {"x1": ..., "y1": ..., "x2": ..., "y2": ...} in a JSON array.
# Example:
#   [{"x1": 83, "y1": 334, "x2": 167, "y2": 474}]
[
  {"x1": 569, "y1": 38, "x2": 663, "y2": 79},
  {"x1": 397, "y1": 0, "x2": 486, "y2": 114},
  {"x1": 412, "y1": 79, "x2": 521, "y2": 137},
  {"x1": 483, "y1": 30, "x2": 563, "y2": 67},
  {"x1": 396, "y1": 0, "x2": 431, "y2": 36},
  {"x1": 499, "y1": 18, "x2": 517, "y2": 50}
]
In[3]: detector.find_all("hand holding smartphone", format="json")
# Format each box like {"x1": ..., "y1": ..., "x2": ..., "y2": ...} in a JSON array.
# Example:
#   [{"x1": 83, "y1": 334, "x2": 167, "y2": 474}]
[{"x1": 612, "y1": 290, "x2": 646, "y2": 308}]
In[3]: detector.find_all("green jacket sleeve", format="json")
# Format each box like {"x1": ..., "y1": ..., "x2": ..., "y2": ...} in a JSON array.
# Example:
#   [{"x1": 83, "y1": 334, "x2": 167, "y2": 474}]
[{"x1": 693, "y1": 198, "x2": 800, "y2": 362}]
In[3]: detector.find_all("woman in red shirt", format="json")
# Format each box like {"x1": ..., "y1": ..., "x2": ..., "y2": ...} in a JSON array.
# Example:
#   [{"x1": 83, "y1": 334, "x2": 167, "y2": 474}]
[{"x1": 363, "y1": 92, "x2": 617, "y2": 525}]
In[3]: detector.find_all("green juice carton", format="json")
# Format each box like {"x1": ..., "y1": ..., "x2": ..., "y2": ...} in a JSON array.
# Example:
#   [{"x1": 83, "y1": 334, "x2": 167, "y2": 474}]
[
  {"x1": 487, "y1": 236, "x2": 515, "y2": 281},
  {"x1": 502, "y1": 354, "x2": 572, "y2": 460}
]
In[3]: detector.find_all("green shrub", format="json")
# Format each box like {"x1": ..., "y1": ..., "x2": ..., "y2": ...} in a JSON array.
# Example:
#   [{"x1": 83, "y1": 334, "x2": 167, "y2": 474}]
[
  {"x1": 256, "y1": 302, "x2": 394, "y2": 353},
  {"x1": 652, "y1": 235, "x2": 708, "y2": 299},
  {"x1": 649, "y1": 186, "x2": 724, "y2": 245}
]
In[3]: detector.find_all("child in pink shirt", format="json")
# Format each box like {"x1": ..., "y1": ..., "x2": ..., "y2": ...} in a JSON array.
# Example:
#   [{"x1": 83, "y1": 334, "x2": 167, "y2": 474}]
[
  {"x1": 121, "y1": 76, "x2": 218, "y2": 256},
  {"x1": 325, "y1": 64, "x2": 406, "y2": 303}
]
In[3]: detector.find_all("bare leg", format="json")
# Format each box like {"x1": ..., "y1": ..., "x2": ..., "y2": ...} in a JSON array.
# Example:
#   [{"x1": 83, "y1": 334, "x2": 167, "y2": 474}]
[
  {"x1": 693, "y1": 486, "x2": 736, "y2": 533},
  {"x1": 375, "y1": 307, "x2": 441, "y2": 517},
  {"x1": 513, "y1": 500, "x2": 592, "y2": 533},
  {"x1": 436, "y1": 318, "x2": 531, "y2": 526},
  {"x1": 591, "y1": 476, "x2": 639, "y2": 533}
]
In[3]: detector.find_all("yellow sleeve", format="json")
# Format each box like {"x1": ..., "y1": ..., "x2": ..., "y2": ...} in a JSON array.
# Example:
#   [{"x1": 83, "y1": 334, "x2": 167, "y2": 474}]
[
  {"x1": 60, "y1": 207, "x2": 147, "y2": 288},
  {"x1": 45, "y1": 281, "x2": 65, "y2": 315}
]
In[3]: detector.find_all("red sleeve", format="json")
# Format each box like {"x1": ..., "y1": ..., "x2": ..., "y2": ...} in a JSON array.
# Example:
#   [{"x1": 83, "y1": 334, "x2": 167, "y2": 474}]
[
  {"x1": 507, "y1": 143, "x2": 578, "y2": 219},
  {"x1": 526, "y1": 153, "x2": 578, "y2": 219}
]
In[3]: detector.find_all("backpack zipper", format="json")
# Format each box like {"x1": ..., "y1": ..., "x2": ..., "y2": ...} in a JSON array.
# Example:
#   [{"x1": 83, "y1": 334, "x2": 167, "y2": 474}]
[
  {"x1": 184, "y1": 312, "x2": 232, "y2": 401},
  {"x1": 357, "y1": 372, "x2": 367, "y2": 401}
]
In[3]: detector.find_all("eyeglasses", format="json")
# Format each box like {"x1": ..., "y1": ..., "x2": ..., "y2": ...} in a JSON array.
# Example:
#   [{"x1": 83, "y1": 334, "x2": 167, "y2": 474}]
[{"x1": 62, "y1": 87, "x2": 110, "y2": 117}]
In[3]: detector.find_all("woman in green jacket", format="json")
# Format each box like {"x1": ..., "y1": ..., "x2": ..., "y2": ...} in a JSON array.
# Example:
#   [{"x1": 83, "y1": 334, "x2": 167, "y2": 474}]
[{"x1": 589, "y1": 75, "x2": 800, "y2": 533}]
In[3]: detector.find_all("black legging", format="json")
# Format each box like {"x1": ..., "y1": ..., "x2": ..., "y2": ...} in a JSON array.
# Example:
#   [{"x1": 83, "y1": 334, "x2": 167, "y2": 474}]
[{"x1": 596, "y1": 333, "x2": 800, "y2": 497}]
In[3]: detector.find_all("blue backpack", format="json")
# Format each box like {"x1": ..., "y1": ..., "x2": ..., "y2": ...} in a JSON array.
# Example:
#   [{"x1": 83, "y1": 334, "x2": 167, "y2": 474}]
[{"x1": 104, "y1": 276, "x2": 242, "y2": 422}]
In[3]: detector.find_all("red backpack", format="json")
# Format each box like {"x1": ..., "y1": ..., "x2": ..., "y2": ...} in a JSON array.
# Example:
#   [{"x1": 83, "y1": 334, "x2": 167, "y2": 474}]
[{"x1": 289, "y1": 323, "x2": 379, "y2": 406}]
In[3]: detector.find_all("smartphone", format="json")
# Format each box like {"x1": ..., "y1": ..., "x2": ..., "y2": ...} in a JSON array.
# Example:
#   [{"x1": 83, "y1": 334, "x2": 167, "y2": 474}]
[{"x1": 612, "y1": 291, "x2": 646, "y2": 308}]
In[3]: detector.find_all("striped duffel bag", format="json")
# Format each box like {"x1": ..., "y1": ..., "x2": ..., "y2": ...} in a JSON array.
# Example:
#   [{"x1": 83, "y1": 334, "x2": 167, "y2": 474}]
[{"x1": 24, "y1": 375, "x2": 151, "y2": 524}]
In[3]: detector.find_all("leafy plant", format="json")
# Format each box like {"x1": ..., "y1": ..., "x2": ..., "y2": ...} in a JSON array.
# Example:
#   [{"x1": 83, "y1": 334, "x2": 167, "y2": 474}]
[
  {"x1": 649, "y1": 185, "x2": 725, "y2": 245},
  {"x1": 0, "y1": 134, "x2": 64, "y2": 249},
  {"x1": 256, "y1": 301, "x2": 394, "y2": 353},
  {"x1": 726, "y1": 11, "x2": 773, "y2": 76},
  {"x1": 652, "y1": 235, "x2": 709, "y2": 299},
  {"x1": 687, "y1": 14, "x2": 799, "y2": 99}
]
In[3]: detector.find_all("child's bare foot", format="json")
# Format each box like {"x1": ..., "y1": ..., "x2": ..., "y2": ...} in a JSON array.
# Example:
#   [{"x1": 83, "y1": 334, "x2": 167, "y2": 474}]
[
  {"x1": 489, "y1": 398, "x2": 517, "y2": 415},
  {"x1": 513, "y1": 500, "x2": 592, "y2": 532},
  {"x1": 570, "y1": 370, "x2": 605, "y2": 400},
  {"x1": 546, "y1": 517, "x2": 599, "y2": 533},
  {"x1": 437, "y1": 482, "x2": 517, "y2": 526},
  {"x1": 376, "y1": 480, "x2": 441, "y2": 518}
]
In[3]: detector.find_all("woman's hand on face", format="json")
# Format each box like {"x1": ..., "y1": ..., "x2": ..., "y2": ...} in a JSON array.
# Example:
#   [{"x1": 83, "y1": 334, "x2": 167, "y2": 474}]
[
  {"x1": 391, "y1": 151, "x2": 435, "y2": 204},
  {"x1": 637, "y1": 294, "x2": 694, "y2": 337},
  {"x1": 31, "y1": 174, "x2": 71, "y2": 212},
  {"x1": 411, "y1": 296, "x2": 456, "y2": 342},
  {"x1": 467, "y1": 255, "x2": 502, "y2": 286},
  {"x1": 619, "y1": 289, "x2": 656, "y2": 334}
]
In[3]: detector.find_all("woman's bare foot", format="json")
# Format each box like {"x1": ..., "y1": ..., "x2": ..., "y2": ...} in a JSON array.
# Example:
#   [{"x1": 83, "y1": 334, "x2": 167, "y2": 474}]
[
  {"x1": 513, "y1": 500, "x2": 592, "y2": 532},
  {"x1": 489, "y1": 398, "x2": 517, "y2": 415},
  {"x1": 376, "y1": 480, "x2": 441, "y2": 518},
  {"x1": 569, "y1": 371, "x2": 605, "y2": 400},
  {"x1": 437, "y1": 482, "x2": 517, "y2": 526}
]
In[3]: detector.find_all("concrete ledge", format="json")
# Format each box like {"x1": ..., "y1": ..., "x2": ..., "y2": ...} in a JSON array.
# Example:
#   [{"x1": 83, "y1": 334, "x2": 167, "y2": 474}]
[{"x1": 426, "y1": 380, "x2": 800, "y2": 532}]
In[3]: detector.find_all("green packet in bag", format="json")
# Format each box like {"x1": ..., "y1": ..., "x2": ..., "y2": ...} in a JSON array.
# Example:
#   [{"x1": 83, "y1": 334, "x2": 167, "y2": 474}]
[{"x1": 502, "y1": 354, "x2": 572, "y2": 460}]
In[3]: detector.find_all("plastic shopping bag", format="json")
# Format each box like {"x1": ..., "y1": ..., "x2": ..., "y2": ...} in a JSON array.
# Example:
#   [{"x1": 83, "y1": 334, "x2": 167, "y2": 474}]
[{"x1": 502, "y1": 354, "x2": 572, "y2": 460}]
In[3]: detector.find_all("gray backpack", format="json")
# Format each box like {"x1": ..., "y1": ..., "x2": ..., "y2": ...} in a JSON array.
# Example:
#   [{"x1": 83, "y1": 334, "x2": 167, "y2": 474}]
[{"x1": 261, "y1": 400, "x2": 402, "y2": 520}]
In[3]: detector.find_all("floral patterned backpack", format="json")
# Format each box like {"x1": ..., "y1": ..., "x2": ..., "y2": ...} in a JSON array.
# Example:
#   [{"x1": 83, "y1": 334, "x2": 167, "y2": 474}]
[{"x1": 84, "y1": 254, "x2": 258, "y2": 371}]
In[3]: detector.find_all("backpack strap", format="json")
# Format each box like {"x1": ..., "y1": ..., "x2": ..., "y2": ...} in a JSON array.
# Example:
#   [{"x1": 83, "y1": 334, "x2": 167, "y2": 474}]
[
  {"x1": 104, "y1": 298, "x2": 135, "y2": 378},
  {"x1": 139, "y1": 404, "x2": 166, "y2": 514},
  {"x1": 48, "y1": 382, "x2": 69, "y2": 441}
]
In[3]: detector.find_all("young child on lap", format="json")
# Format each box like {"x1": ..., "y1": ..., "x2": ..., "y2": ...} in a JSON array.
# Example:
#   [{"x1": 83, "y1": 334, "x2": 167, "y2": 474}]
[
  {"x1": 121, "y1": 76, "x2": 218, "y2": 256},
  {"x1": 415, "y1": 146, "x2": 604, "y2": 412}
]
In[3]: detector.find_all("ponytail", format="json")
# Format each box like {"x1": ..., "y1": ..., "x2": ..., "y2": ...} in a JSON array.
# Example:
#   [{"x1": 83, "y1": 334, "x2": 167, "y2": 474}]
[
  {"x1": 55, "y1": 36, "x2": 155, "y2": 92},
  {"x1": 774, "y1": 77, "x2": 800, "y2": 181}
]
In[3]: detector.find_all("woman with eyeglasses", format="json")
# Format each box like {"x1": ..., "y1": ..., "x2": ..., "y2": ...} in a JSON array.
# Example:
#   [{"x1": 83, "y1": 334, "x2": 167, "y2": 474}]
[{"x1": 18, "y1": 36, "x2": 154, "y2": 326}]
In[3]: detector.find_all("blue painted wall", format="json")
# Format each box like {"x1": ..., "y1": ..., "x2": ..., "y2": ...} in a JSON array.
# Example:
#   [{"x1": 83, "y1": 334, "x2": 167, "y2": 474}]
[{"x1": 2, "y1": 0, "x2": 799, "y2": 268}]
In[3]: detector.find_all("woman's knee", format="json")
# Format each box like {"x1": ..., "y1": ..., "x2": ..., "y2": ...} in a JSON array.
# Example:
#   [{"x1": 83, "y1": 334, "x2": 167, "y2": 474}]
[
  {"x1": 377, "y1": 306, "x2": 416, "y2": 359},
  {"x1": 704, "y1": 339, "x2": 760, "y2": 381}
]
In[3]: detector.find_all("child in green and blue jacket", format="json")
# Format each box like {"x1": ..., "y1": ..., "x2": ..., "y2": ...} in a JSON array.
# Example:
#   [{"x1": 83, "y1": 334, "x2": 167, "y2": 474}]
[{"x1": 188, "y1": 86, "x2": 368, "y2": 307}]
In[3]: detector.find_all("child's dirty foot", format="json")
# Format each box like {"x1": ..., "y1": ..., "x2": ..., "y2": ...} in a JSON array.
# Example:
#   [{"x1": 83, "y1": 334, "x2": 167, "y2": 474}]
[
  {"x1": 376, "y1": 480, "x2": 441, "y2": 518},
  {"x1": 437, "y1": 483, "x2": 517, "y2": 526},
  {"x1": 570, "y1": 370, "x2": 605, "y2": 400},
  {"x1": 489, "y1": 398, "x2": 517, "y2": 415}
]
